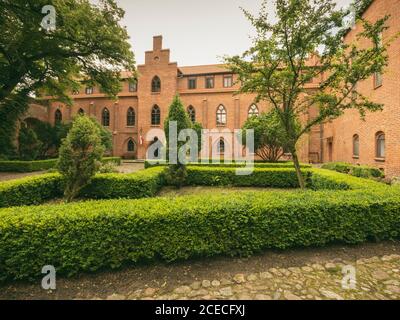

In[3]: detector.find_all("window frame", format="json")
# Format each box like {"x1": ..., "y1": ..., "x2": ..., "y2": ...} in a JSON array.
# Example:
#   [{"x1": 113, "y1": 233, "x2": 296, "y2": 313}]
[
  {"x1": 205, "y1": 76, "x2": 215, "y2": 89},
  {"x1": 223, "y1": 75, "x2": 233, "y2": 88},
  {"x1": 151, "y1": 76, "x2": 161, "y2": 93},
  {"x1": 126, "y1": 107, "x2": 136, "y2": 127},
  {"x1": 102, "y1": 108, "x2": 110, "y2": 127},
  {"x1": 151, "y1": 105, "x2": 161, "y2": 126},
  {"x1": 375, "y1": 132, "x2": 385, "y2": 160},
  {"x1": 187, "y1": 105, "x2": 196, "y2": 123},
  {"x1": 248, "y1": 104, "x2": 259, "y2": 118},
  {"x1": 127, "y1": 139, "x2": 135, "y2": 152},
  {"x1": 352, "y1": 134, "x2": 360, "y2": 158},
  {"x1": 55, "y1": 109, "x2": 62, "y2": 124},
  {"x1": 129, "y1": 81, "x2": 137, "y2": 92},
  {"x1": 85, "y1": 87, "x2": 93, "y2": 95},
  {"x1": 216, "y1": 105, "x2": 227, "y2": 126},
  {"x1": 188, "y1": 77, "x2": 197, "y2": 90}
]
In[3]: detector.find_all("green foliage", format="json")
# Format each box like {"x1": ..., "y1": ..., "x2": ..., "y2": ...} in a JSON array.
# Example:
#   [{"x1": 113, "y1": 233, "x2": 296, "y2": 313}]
[
  {"x1": 58, "y1": 116, "x2": 105, "y2": 202},
  {"x1": 145, "y1": 160, "x2": 311, "y2": 169},
  {"x1": 322, "y1": 162, "x2": 384, "y2": 179},
  {"x1": 17, "y1": 125, "x2": 42, "y2": 161},
  {"x1": 88, "y1": 117, "x2": 113, "y2": 152},
  {"x1": 0, "y1": 173, "x2": 396, "y2": 281},
  {"x1": 225, "y1": 0, "x2": 391, "y2": 188},
  {"x1": 80, "y1": 167, "x2": 165, "y2": 200},
  {"x1": 242, "y1": 110, "x2": 293, "y2": 161},
  {"x1": 0, "y1": 167, "x2": 164, "y2": 208},
  {"x1": 0, "y1": 173, "x2": 64, "y2": 208},
  {"x1": 186, "y1": 167, "x2": 309, "y2": 188},
  {"x1": 164, "y1": 95, "x2": 192, "y2": 188},
  {"x1": 0, "y1": 157, "x2": 121, "y2": 173},
  {"x1": 0, "y1": 0, "x2": 136, "y2": 158}
]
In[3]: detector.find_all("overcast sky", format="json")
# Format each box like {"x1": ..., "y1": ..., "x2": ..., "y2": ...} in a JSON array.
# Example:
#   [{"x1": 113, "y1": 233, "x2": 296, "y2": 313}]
[{"x1": 116, "y1": 0, "x2": 353, "y2": 66}]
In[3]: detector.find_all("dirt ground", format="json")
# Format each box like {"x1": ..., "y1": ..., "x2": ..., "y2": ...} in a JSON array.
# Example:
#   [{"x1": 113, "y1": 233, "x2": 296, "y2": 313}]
[{"x1": 1, "y1": 241, "x2": 399, "y2": 300}]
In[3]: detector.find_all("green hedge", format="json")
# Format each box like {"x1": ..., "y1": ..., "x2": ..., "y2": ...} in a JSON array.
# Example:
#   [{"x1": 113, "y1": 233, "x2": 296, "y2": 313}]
[
  {"x1": 0, "y1": 182, "x2": 399, "y2": 281},
  {"x1": 0, "y1": 167, "x2": 165, "y2": 208},
  {"x1": 321, "y1": 162, "x2": 384, "y2": 179},
  {"x1": 186, "y1": 167, "x2": 309, "y2": 188},
  {"x1": 0, "y1": 157, "x2": 122, "y2": 173},
  {"x1": 145, "y1": 160, "x2": 311, "y2": 169}
]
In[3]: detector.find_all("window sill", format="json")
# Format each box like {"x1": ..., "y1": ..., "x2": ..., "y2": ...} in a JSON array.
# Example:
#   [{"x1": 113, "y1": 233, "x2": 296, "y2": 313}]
[
  {"x1": 216, "y1": 124, "x2": 227, "y2": 127},
  {"x1": 151, "y1": 92, "x2": 161, "y2": 95},
  {"x1": 126, "y1": 126, "x2": 136, "y2": 128},
  {"x1": 374, "y1": 84, "x2": 383, "y2": 90},
  {"x1": 151, "y1": 125, "x2": 161, "y2": 127},
  {"x1": 375, "y1": 157, "x2": 385, "y2": 162},
  {"x1": 352, "y1": 156, "x2": 359, "y2": 159}
]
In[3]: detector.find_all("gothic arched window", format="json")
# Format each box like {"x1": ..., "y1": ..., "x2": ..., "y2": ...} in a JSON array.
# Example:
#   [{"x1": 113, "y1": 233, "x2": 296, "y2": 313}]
[{"x1": 102, "y1": 108, "x2": 110, "y2": 127}]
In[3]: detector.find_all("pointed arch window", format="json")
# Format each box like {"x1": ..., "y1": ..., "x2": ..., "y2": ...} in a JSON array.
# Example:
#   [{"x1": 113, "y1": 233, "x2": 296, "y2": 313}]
[
  {"x1": 102, "y1": 108, "x2": 110, "y2": 127},
  {"x1": 151, "y1": 76, "x2": 161, "y2": 93},
  {"x1": 216, "y1": 105, "x2": 227, "y2": 126},
  {"x1": 376, "y1": 132, "x2": 385, "y2": 159},
  {"x1": 151, "y1": 105, "x2": 161, "y2": 125},
  {"x1": 127, "y1": 139, "x2": 135, "y2": 152},
  {"x1": 55, "y1": 109, "x2": 62, "y2": 124},
  {"x1": 248, "y1": 104, "x2": 259, "y2": 118},
  {"x1": 217, "y1": 138, "x2": 225, "y2": 154},
  {"x1": 127, "y1": 107, "x2": 136, "y2": 127},
  {"x1": 78, "y1": 108, "x2": 85, "y2": 115},
  {"x1": 188, "y1": 105, "x2": 196, "y2": 122}
]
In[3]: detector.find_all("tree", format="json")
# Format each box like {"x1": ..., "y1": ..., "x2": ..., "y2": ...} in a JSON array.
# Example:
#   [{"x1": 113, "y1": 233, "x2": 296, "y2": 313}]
[
  {"x1": 58, "y1": 115, "x2": 104, "y2": 202},
  {"x1": 225, "y1": 0, "x2": 391, "y2": 188},
  {"x1": 242, "y1": 110, "x2": 295, "y2": 162},
  {"x1": 164, "y1": 95, "x2": 193, "y2": 188},
  {"x1": 18, "y1": 125, "x2": 42, "y2": 161},
  {"x1": 0, "y1": 0, "x2": 136, "y2": 157}
]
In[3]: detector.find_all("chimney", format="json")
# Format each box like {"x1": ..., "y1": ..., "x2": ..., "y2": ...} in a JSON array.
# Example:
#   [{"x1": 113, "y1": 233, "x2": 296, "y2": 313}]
[{"x1": 153, "y1": 35, "x2": 163, "y2": 51}]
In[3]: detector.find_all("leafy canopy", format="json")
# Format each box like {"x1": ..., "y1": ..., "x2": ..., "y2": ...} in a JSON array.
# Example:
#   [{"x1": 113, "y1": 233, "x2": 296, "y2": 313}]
[{"x1": 225, "y1": 0, "x2": 391, "y2": 187}]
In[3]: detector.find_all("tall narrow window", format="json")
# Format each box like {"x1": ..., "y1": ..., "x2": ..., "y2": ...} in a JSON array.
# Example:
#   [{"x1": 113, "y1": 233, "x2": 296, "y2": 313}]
[
  {"x1": 151, "y1": 76, "x2": 161, "y2": 93},
  {"x1": 376, "y1": 132, "x2": 385, "y2": 158},
  {"x1": 55, "y1": 109, "x2": 62, "y2": 124},
  {"x1": 127, "y1": 139, "x2": 135, "y2": 152},
  {"x1": 151, "y1": 105, "x2": 161, "y2": 125},
  {"x1": 223, "y1": 75, "x2": 233, "y2": 88},
  {"x1": 187, "y1": 106, "x2": 196, "y2": 122},
  {"x1": 216, "y1": 105, "x2": 227, "y2": 125},
  {"x1": 102, "y1": 108, "x2": 110, "y2": 127},
  {"x1": 188, "y1": 77, "x2": 197, "y2": 89},
  {"x1": 127, "y1": 107, "x2": 136, "y2": 126},
  {"x1": 248, "y1": 104, "x2": 259, "y2": 118},
  {"x1": 353, "y1": 134, "x2": 359, "y2": 158},
  {"x1": 217, "y1": 138, "x2": 225, "y2": 154},
  {"x1": 78, "y1": 108, "x2": 85, "y2": 115}
]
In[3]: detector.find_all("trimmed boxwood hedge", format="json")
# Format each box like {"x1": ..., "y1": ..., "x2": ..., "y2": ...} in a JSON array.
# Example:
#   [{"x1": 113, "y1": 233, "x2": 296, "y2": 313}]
[
  {"x1": 186, "y1": 167, "x2": 309, "y2": 188},
  {"x1": 321, "y1": 162, "x2": 384, "y2": 179},
  {"x1": 0, "y1": 157, "x2": 122, "y2": 173},
  {"x1": 0, "y1": 181, "x2": 398, "y2": 281},
  {"x1": 145, "y1": 160, "x2": 311, "y2": 169},
  {"x1": 0, "y1": 167, "x2": 165, "y2": 208}
]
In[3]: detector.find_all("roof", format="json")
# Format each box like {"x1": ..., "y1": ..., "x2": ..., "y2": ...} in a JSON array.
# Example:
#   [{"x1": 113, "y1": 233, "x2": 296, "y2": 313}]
[{"x1": 178, "y1": 64, "x2": 231, "y2": 76}]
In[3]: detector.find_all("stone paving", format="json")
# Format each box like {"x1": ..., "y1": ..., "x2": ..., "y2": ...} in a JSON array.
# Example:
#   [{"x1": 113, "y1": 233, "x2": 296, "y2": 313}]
[{"x1": 104, "y1": 255, "x2": 400, "y2": 300}]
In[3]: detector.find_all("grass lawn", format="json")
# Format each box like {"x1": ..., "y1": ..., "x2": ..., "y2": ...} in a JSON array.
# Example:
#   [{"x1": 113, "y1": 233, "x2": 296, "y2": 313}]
[{"x1": 157, "y1": 186, "x2": 298, "y2": 197}]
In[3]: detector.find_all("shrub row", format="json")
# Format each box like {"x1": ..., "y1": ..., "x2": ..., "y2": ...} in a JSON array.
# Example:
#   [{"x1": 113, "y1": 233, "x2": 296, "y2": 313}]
[
  {"x1": 145, "y1": 160, "x2": 311, "y2": 169},
  {"x1": 186, "y1": 167, "x2": 309, "y2": 188},
  {"x1": 0, "y1": 167, "x2": 165, "y2": 208},
  {"x1": 1, "y1": 184, "x2": 399, "y2": 281},
  {"x1": 0, "y1": 157, "x2": 122, "y2": 173},
  {"x1": 321, "y1": 162, "x2": 384, "y2": 179}
]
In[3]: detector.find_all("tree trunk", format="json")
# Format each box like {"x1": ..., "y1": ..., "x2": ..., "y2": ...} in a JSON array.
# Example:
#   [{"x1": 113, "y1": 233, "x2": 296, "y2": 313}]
[{"x1": 291, "y1": 148, "x2": 306, "y2": 189}]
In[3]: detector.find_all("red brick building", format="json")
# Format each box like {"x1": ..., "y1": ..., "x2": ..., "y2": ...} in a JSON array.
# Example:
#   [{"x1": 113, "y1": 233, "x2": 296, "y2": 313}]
[
  {"x1": 322, "y1": 0, "x2": 400, "y2": 178},
  {"x1": 42, "y1": 35, "x2": 319, "y2": 162},
  {"x1": 32, "y1": 0, "x2": 399, "y2": 177}
]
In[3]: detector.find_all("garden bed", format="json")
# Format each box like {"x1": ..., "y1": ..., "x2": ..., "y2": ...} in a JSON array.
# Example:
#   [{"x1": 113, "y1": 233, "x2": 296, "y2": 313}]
[{"x1": 0, "y1": 165, "x2": 398, "y2": 281}]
